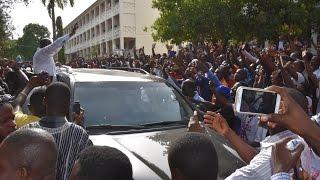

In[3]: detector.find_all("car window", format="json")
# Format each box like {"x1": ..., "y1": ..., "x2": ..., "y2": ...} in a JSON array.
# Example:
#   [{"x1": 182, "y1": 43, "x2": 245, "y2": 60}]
[{"x1": 74, "y1": 81, "x2": 193, "y2": 127}]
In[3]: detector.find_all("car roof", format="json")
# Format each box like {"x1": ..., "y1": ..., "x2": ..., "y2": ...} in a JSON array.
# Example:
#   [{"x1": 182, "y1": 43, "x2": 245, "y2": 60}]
[{"x1": 59, "y1": 68, "x2": 165, "y2": 83}]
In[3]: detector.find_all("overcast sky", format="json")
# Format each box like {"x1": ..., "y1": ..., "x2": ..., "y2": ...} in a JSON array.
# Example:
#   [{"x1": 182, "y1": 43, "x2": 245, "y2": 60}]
[{"x1": 10, "y1": 0, "x2": 96, "y2": 39}]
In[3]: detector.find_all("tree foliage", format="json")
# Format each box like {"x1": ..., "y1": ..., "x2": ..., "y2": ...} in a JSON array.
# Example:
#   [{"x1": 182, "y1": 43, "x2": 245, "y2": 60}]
[
  {"x1": 56, "y1": 16, "x2": 66, "y2": 64},
  {"x1": 41, "y1": 0, "x2": 75, "y2": 39},
  {"x1": 16, "y1": 23, "x2": 50, "y2": 60},
  {"x1": 0, "y1": 0, "x2": 30, "y2": 58},
  {"x1": 152, "y1": 0, "x2": 320, "y2": 44}
]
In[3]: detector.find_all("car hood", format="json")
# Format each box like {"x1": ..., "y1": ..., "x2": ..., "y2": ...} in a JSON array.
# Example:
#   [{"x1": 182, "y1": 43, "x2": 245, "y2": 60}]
[{"x1": 90, "y1": 128, "x2": 245, "y2": 180}]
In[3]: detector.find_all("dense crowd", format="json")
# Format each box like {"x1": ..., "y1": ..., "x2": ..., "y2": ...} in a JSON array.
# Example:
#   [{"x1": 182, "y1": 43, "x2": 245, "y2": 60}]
[{"x1": 0, "y1": 24, "x2": 319, "y2": 180}]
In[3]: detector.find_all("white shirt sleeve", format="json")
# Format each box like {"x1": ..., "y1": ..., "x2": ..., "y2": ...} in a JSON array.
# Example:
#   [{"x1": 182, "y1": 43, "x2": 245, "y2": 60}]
[
  {"x1": 226, "y1": 147, "x2": 272, "y2": 180},
  {"x1": 270, "y1": 173, "x2": 291, "y2": 180},
  {"x1": 297, "y1": 72, "x2": 306, "y2": 84},
  {"x1": 292, "y1": 72, "x2": 306, "y2": 86},
  {"x1": 313, "y1": 69, "x2": 320, "y2": 80},
  {"x1": 41, "y1": 34, "x2": 70, "y2": 56}
]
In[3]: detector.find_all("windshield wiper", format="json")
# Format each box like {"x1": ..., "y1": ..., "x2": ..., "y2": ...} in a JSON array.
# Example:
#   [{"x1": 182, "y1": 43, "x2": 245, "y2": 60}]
[
  {"x1": 86, "y1": 124, "x2": 145, "y2": 131},
  {"x1": 140, "y1": 120, "x2": 187, "y2": 127}
]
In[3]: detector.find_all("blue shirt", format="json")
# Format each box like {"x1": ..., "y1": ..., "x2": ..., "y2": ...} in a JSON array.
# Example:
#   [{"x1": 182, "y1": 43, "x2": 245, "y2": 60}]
[
  {"x1": 205, "y1": 70, "x2": 221, "y2": 87},
  {"x1": 195, "y1": 74, "x2": 212, "y2": 101}
]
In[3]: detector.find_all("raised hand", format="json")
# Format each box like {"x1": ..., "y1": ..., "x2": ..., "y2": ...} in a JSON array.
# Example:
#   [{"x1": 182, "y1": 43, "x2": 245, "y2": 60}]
[
  {"x1": 260, "y1": 86, "x2": 310, "y2": 136},
  {"x1": 188, "y1": 111, "x2": 204, "y2": 133},
  {"x1": 72, "y1": 107, "x2": 85, "y2": 127},
  {"x1": 272, "y1": 138, "x2": 304, "y2": 174},
  {"x1": 28, "y1": 72, "x2": 50, "y2": 88},
  {"x1": 204, "y1": 111, "x2": 230, "y2": 137},
  {"x1": 70, "y1": 23, "x2": 79, "y2": 37}
]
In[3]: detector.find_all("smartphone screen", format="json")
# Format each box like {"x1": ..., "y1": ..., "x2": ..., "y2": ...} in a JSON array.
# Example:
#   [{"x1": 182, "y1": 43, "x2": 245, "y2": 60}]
[
  {"x1": 73, "y1": 102, "x2": 81, "y2": 114},
  {"x1": 240, "y1": 89, "x2": 278, "y2": 114}
]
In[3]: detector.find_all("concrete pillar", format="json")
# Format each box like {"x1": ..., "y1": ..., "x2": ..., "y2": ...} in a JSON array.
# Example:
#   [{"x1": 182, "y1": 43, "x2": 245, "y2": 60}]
[
  {"x1": 120, "y1": 37, "x2": 124, "y2": 50},
  {"x1": 100, "y1": 43, "x2": 103, "y2": 56},
  {"x1": 112, "y1": 39, "x2": 116, "y2": 51},
  {"x1": 112, "y1": 16, "x2": 114, "y2": 31}
]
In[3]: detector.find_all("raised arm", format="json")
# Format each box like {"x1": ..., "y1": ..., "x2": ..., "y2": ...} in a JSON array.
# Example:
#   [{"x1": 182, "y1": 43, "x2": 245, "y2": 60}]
[
  {"x1": 152, "y1": 43, "x2": 156, "y2": 57},
  {"x1": 283, "y1": 62, "x2": 298, "y2": 80},
  {"x1": 42, "y1": 24, "x2": 78, "y2": 56},
  {"x1": 12, "y1": 73, "x2": 49, "y2": 112},
  {"x1": 278, "y1": 67, "x2": 295, "y2": 88},
  {"x1": 261, "y1": 86, "x2": 320, "y2": 156},
  {"x1": 241, "y1": 50, "x2": 259, "y2": 64},
  {"x1": 305, "y1": 62, "x2": 319, "y2": 86},
  {"x1": 204, "y1": 112, "x2": 257, "y2": 164}
]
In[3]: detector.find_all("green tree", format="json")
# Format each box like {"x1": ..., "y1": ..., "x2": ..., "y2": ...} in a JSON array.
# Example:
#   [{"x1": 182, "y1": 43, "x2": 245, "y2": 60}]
[
  {"x1": 41, "y1": 0, "x2": 74, "y2": 40},
  {"x1": 227, "y1": 0, "x2": 320, "y2": 41},
  {"x1": 17, "y1": 23, "x2": 50, "y2": 60},
  {"x1": 0, "y1": 0, "x2": 30, "y2": 58},
  {"x1": 56, "y1": 16, "x2": 66, "y2": 64},
  {"x1": 152, "y1": 0, "x2": 229, "y2": 44},
  {"x1": 2, "y1": 40, "x2": 19, "y2": 59},
  {"x1": 152, "y1": 0, "x2": 320, "y2": 44},
  {"x1": 0, "y1": 8, "x2": 11, "y2": 57}
]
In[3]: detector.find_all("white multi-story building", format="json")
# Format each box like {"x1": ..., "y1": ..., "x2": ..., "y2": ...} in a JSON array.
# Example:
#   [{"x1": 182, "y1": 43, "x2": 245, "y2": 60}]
[{"x1": 64, "y1": 0, "x2": 167, "y2": 61}]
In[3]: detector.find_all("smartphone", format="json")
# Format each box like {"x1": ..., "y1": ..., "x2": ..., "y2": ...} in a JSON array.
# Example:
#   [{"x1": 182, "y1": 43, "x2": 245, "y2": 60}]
[
  {"x1": 235, "y1": 87, "x2": 281, "y2": 115},
  {"x1": 73, "y1": 102, "x2": 81, "y2": 114},
  {"x1": 286, "y1": 139, "x2": 303, "y2": 151}
]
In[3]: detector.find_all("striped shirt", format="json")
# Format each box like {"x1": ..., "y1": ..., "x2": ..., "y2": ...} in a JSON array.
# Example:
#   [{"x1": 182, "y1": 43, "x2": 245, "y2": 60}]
[
  {"x1": 226, "y1": 130, "x2": 320, "y2": 180},
  {"x1": 271, "y1": 173, "x2": 290, "y2": 180},
  {"x1": 22, "y1": 120, "x2": 91, "y2": 180}
]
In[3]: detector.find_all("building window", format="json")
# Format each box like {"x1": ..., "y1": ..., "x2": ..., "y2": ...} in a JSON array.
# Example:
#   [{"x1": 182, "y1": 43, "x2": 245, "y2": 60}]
[
  {"x1": 101, "y1": 2, "x2": 105, "y2": 13},
  {"x1": 107, "y1": 19, "x2": 112, "y2": 31},
  {"x1": 96, "y1": 25, "x2": 100, "y2": 36},
  {"x1": 106, "y1": 0, "x2": 111, "y2": 10},
  {"x1": 113, "y1": 15, "x2": 120, "y2": 29},
  {"x1": 95, "y1": 6, "x2": 99, "y2": 17},
  {"x1": 91, "y1": 28, "x2": 95, "y2": 38},
  {"x1": 92, "y1": 11, "x2": 95, "y2": 20},
  {"x1": 101, "y1": 22, "x2": 106, "y2": 33}
]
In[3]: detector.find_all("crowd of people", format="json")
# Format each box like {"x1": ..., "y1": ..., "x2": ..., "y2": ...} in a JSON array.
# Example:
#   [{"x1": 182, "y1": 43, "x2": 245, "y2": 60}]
[{"x1": 0, "y1": 22, "x2": 319, "y2": 180}]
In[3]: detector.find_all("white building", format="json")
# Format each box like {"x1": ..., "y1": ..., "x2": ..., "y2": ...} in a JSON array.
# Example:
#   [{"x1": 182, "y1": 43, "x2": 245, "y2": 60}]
[{"x1": 64, "y1": 0, "x2": 167, "y2": 61}]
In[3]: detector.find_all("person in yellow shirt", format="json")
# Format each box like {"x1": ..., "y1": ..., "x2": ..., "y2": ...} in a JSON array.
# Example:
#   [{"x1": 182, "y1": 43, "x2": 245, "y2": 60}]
[
  {"x1": 12, "y1": 72, "x2": 84, "y2": 128},
  {"x1": 15, "y1": 88, "x2": 46, "y2": 128},
  {"x1": 12, "y1": 72, "x2": 50, "y2": 128}
]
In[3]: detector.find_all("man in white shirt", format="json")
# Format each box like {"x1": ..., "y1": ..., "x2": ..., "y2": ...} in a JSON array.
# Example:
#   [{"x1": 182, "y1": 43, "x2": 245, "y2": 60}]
[
  {"x1": 204, "y1": 88, "x2": 320, "y2": 180},
  {"x1": 33, "y1": 24, "x2": 78, "y2": 78}
]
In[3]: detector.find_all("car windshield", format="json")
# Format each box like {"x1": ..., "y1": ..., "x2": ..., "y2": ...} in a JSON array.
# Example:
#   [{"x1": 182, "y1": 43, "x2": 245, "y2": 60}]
[{"x1": 74, "y1": 81, "x2": 193, "y2": 127}]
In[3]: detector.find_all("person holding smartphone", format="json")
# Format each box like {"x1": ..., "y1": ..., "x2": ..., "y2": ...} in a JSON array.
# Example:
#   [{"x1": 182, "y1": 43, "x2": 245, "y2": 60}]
[
  {"x1": 203, "y1": 87, "x2": 320, "y2": 179},
  {"x1": 12, "y1": 72, "x2": 50, "y2": 128}
]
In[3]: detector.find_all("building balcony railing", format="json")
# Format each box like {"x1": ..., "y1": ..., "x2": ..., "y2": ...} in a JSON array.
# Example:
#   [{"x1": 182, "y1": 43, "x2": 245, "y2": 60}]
[
  {"x1": 113, "y1": 3, "x2": 120, "y2": 15},
  {"x1": 113, "y1": 27, "x2": 120, "y2": 37},
  {"x1": 100, "y1": 11, "x2": 106, "y2": 18}
]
